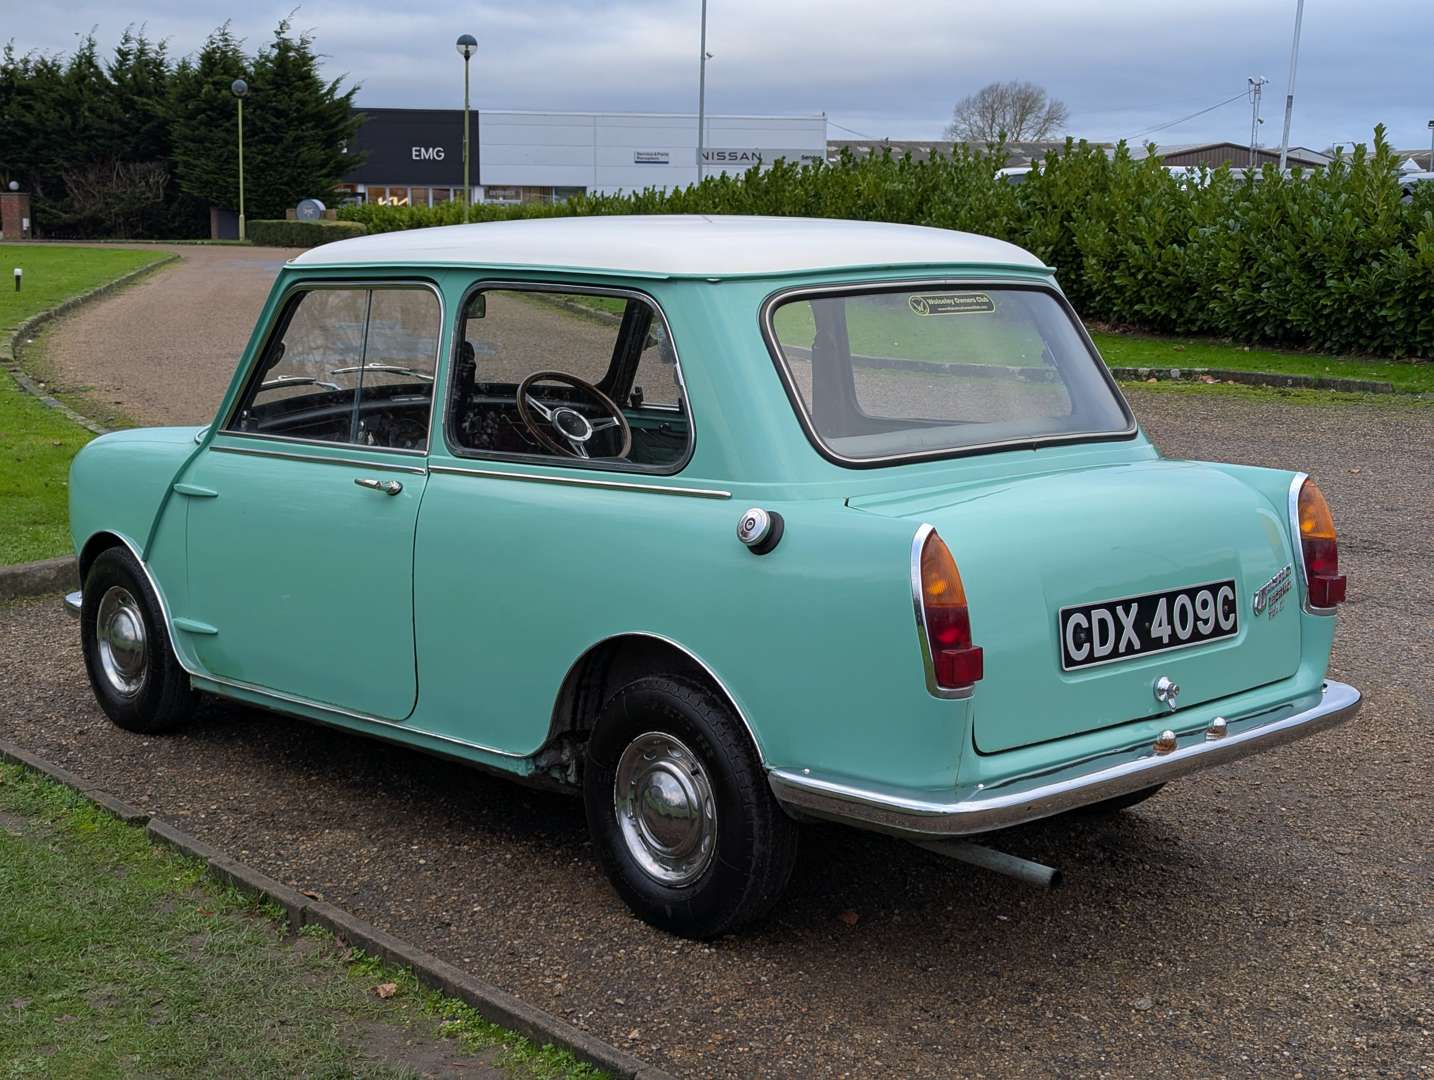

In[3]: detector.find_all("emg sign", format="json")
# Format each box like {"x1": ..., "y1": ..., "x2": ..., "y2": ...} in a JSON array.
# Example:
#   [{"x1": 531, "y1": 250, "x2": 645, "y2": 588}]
[{"x1": 412, "y1": 146, "x2": 446, "y2": 161}]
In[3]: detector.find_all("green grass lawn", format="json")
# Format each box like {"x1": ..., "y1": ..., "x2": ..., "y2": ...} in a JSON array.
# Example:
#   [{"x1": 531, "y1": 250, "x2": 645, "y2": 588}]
[
  {"x1": 0, "y1": 244, "x2": 170, "y2": 565},
  {"x1": 1088, "y1": 328, "x2": 1434, "y2": 393},
  {"x1": 0, "y1": 762, "x2": 604, "y2": 1079}
]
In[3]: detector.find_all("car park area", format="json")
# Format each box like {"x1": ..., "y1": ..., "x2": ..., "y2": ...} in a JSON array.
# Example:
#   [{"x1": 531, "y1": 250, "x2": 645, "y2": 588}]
[{"x1": 3, "y1": 360, "x2": 1428, "y2": 1076}]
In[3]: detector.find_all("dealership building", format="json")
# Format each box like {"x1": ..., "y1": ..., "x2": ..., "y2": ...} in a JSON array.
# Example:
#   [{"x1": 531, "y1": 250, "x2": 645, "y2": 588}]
[{"x1": 338, "y1": 107, "x2": 827, "y2": 206}]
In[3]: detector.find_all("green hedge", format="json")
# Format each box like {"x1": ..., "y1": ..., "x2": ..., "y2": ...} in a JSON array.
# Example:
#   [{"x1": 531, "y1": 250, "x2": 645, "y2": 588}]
[
  {"x1": 248, "y1": 219, "x2": 367, "y2": 248},
  {"x1": 340, "y1": 126, "x2": 1434, "y2": 359}
]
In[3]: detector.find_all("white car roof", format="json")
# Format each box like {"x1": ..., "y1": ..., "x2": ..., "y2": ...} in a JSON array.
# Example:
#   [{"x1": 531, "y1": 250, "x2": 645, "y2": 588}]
[{"x1": 290, "y1": 214, "x2": 1049, "y2": 279}]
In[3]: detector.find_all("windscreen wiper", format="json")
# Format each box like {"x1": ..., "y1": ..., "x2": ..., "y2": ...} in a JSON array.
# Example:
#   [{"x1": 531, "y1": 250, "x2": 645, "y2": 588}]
[
  {"x1": 329, "y1": 363, "x2": 435, "y2": 382},
  {"x1": 260, "y1": 374, "x2": 342, "y2": 391}
]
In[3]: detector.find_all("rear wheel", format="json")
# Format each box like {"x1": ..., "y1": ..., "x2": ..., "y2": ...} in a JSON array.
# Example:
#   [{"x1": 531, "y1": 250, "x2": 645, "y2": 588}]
[
  {"x1": 80, "y1": 547, "x2": 194, "y2": 734},
  {"x1": 582, "y1": 674, "x2": 799, "y2": 939}
]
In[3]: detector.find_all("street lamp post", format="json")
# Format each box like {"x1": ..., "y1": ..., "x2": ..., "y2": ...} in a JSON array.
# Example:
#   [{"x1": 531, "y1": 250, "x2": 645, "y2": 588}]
[
  {"x1": 231, "y1": 78, "x2": 248, "y2": 241},
  {"x1": 456, "y1": 34, "x2": 477, "y2": 220},
  {"x1": 1276, "y1": 0, "x2": 1306, "y2": 172}
]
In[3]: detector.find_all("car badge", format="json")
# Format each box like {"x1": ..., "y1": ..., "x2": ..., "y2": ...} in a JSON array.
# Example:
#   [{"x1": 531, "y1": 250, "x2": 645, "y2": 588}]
[{"x1": 1253, "y1": 564, "x2": 1293, "y2": 618}]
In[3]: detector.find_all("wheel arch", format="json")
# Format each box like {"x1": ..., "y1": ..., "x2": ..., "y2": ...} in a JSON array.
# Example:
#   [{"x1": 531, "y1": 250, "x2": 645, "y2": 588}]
[
  {"x1": 78, "y1": 529, "x2": 133, "y2": 582},
  {"x1": 77, "y1": 530, "x2": 185, "y2": 666},
  {"x1": 547, "y1": 632, "x2": 767, "y2": 767}
]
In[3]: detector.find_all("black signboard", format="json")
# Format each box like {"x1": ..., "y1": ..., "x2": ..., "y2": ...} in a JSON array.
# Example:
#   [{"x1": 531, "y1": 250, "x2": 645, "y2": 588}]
[{"x1": 343, "y1": 108, "x2": 471, "y2": 186}]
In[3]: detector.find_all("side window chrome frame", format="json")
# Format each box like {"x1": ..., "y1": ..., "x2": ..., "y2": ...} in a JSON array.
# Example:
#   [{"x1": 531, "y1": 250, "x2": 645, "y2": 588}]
[
  {"x1": 440, "y1": 279, "x2": 695, "y2": 477},
  {"x1": 221, "y1": 278, "x2": 445, "y2": 458}
]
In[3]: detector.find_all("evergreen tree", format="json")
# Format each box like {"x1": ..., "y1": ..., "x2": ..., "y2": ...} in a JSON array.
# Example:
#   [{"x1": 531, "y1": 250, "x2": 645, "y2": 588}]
[
  {"x1": 244, "y1": 20, "x2": 363, "y2": 218},
  {"x1": 168, "y1": 24, "x2": 248, "y2": 213},
  {"x1": 0, "y1": 46, "x2": 61, "y2": 193},
  {"x1": 107, "y1": 28, "x2": 172, "y2": 165}
]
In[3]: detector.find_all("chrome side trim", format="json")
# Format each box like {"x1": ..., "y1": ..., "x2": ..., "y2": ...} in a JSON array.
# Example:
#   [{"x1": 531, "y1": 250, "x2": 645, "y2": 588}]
[
  {"x1": 428, "y1": 463, "x2": 730, "y2": 500},
  {"x1": 63, "y1": 590, "x2": 82, "y2": 618},
  {"x1": 550, "y1": 631, "x2": 767, "y2": 766},
  {"x1": 213, "y1": 431, "x2": 427, "y2": 458},
  {"x1": 910, "y1": 523, "x2": 973, "y2": 700},
  {"x1": 188, "y1": 670, "x2": 528, "y2": 759},
  {"x1": 768, "y1": 679, "x2": 1360, "y2": 837},
  {"x1": 1288, "y1": 471, "x2": 1337, "y2": 616},
  {"x1": 210, "y1": 444, "x2": 428, "y2": 475}
]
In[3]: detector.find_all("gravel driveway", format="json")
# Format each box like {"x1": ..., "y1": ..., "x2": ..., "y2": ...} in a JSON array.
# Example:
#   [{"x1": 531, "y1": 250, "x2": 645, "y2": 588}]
[
  {"x1": 10, "y1": 263, "x2": 1433, "y2": 1076},
  {"x1": 3, "y1": 388, "x2": 1429, "y2": 1077},
  {"x1": 39, "y1": 244, "x2": 301, "y2": 426}
]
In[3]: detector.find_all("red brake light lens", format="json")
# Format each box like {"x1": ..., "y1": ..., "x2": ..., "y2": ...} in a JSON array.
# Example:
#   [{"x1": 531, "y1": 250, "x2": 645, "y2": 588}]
[
  {"x1": 1296, "y1": 479, "x2": 1345, "y2": 609},
  {"x1": 919, "y1": 530, "x2": 983, "y2": 691}
]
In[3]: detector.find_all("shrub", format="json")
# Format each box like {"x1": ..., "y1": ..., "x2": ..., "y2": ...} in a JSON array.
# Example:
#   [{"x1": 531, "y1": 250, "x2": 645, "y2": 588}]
[
  {"x1": 247, "y1": 218, "x2": 367, "y2": 248},
  {"x1": 337, "y1": 127, "x2": 1434, "y2": 358}
]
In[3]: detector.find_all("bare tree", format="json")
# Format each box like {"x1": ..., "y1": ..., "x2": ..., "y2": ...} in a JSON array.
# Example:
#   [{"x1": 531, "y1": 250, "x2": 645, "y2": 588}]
[{"x1": 945, "y1": 81, "x2": 1069, "y2": 142}]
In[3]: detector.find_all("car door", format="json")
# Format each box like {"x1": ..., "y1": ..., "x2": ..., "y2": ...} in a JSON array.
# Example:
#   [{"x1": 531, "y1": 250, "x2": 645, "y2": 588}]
[
  {"x1": 178, "y1": 282, "x2": 443, "y2": 721},
  {"x1": 410, "y1": 281, "x2": 697, "y2": 755}
]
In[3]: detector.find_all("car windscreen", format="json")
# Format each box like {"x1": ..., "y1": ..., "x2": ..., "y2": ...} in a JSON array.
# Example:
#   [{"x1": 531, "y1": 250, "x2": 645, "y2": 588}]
[{"x1": 765, "y1": 285, "x2": 1134, "y2": 464}]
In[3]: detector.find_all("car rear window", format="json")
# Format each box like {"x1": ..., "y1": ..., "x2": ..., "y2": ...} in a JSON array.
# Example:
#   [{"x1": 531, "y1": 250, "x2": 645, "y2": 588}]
[{"x1": 766, "y1": 285, "x2": 1133, "y2": 464}]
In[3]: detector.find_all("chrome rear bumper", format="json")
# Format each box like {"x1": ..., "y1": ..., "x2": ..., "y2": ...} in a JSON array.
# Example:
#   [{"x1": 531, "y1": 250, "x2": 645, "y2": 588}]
[{"x1": 768, "y1": 679, "x2": 1360, "y2": 837}]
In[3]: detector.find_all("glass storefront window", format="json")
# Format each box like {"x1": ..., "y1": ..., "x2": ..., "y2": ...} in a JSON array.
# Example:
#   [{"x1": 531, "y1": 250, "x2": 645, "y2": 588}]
[{"x1": 410, "y1": 187, "x2": 429, "y2": 207}]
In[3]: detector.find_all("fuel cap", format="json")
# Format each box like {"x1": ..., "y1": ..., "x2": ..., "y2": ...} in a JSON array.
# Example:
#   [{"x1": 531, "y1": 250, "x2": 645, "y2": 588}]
[{"x1": 737, "y1": 507, "x2": 783, "y2": 555}]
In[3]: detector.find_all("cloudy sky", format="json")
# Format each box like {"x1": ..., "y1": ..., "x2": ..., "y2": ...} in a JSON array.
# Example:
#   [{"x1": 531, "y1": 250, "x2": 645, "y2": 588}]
[{"x1": 14, "y1": 0, "x2": 1434, "y2": 152}]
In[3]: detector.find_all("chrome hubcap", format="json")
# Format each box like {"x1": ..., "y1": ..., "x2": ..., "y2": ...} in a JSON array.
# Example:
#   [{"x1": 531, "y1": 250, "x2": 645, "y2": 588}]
[
  {"x1": 613, "y1": 732, "x2": 717, "y2": 887},
  {"x1": 95, "y1": 586, "x2": 147, "y2": 697}
]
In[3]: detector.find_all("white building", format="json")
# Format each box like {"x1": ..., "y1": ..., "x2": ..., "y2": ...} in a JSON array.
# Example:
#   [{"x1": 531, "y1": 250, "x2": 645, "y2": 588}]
[{"x1": 340, "y1": 108, "x2": 828, "y2": 207}]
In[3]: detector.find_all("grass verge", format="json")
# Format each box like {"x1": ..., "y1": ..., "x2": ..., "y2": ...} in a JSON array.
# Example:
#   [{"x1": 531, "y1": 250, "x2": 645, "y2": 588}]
[
  {"x1": 0, "y1": 244, "x2": 170, "y2": 565},
  {"x1": 1089, "y1": 327, "x2": 1434, "y2": 393},
  {"x1": 0, "y1": 762, "x2": 605, "y2": 1079}
]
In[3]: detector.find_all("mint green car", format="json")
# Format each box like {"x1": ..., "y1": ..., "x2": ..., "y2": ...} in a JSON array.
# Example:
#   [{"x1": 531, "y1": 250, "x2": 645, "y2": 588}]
[{"x1": 66, "y1": 216, "x2": 1359, "y2": 937}]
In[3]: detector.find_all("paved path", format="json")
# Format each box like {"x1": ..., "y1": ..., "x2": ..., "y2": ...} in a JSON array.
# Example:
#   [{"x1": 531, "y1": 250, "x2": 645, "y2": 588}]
[{"x1": 40, "y1": 244, "x2": 300, "y2": 427}]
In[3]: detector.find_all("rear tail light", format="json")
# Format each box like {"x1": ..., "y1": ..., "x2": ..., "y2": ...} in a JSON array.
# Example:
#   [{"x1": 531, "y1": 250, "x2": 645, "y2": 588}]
[
  {"x1": 914, "y1": 526, "x2": 983, "y2": 694},
  {"x1": 1293, "y1": 477, "x2": 1346, "y2": 610}
]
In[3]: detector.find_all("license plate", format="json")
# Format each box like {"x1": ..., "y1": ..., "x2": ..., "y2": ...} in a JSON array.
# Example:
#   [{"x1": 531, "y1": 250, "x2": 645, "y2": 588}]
[{"x1": 1059, "y1": 580, "x2": 1238, "y2": 671}]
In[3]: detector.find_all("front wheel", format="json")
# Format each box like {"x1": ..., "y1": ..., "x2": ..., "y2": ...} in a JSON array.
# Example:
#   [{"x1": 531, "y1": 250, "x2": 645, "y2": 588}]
[
  {"x1": 583, "y1": 675, "x2": 799, "y2": 939},
  {"x1": 80, "y1": 546, "x2": 195, "y2": 734}
]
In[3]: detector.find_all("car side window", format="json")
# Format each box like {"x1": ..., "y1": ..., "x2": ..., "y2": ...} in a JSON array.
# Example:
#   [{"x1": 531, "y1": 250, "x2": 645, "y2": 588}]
[
  {"x1": 229, "y1": 285, "x2": 440, "y2": 451},
  {"x1": 446, "y1": 287, "x2": 690, "y2": 471}
]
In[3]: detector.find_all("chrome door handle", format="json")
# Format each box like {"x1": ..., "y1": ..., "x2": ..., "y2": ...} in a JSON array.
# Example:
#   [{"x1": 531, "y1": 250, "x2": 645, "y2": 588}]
[{"x1": 354, "y1": 477, "x2": 403, "y2": 496}]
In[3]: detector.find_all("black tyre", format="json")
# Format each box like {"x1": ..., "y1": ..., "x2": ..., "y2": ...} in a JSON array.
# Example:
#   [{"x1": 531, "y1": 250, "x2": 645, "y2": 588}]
[
  {"x1": 80, "y1": 546, "x2": 195, "y2": 734},
  {"x1": 583, "y1": 674, "x2": 799, "y2": 939},
  {"x1": 1073, "y1": 783, "x2": 1166, "y2": 816}
]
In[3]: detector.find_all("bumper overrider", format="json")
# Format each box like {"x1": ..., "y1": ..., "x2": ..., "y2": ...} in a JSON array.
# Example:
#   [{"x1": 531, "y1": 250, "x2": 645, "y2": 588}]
[{"x1": 768, "y1": 680, "x2": 1360, "y2": 837}]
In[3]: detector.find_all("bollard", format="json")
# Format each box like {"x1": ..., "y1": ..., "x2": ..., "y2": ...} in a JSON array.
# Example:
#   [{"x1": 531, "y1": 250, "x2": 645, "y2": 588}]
[{"x1": 12, "y1": 267, "x2": 19, "y2": 292}]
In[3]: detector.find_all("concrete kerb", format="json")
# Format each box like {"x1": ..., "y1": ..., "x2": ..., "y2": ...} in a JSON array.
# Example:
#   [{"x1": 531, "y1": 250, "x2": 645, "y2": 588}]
[
  {"x1": 0, "y1": 557, "x2": 78, "y2": 602},
  {"x1": 1108, "y1": 364, "x2": 1395, "y2": 393},
  {"x1": 1, "y1": 251, "x2": 182, "y2": 437},
  {"x1": 0, "y1": 735, "x2": 676, "y2": 1080}
]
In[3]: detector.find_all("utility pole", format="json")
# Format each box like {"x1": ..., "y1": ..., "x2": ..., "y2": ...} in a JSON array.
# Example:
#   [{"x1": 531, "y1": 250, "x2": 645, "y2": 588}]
[
  {"x1": 1247, "y1": 76, "x2": 1267, "y2": 168},
  {"x1": 1277, "y1": 0, "x2": 1306, "y2": 171},
  {"x1": 1428, "y1": 119, "x2": 1434, "y2": 171},
  {"x1": 696, "y1": 0, "x2": 709, "y2": 182}
]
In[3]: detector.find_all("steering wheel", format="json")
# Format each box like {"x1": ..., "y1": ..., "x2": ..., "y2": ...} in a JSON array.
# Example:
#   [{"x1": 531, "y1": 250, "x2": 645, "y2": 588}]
[{"x1": 516, "y1": 370, "x2": 633, "y2": 459}]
